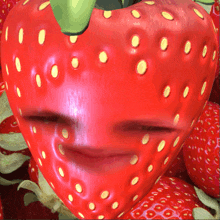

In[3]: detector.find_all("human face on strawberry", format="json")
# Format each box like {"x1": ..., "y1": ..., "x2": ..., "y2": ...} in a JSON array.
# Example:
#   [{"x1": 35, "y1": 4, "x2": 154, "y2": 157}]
[{"x1": 1, "y1": 0, "x2": 218, "y2": 219}]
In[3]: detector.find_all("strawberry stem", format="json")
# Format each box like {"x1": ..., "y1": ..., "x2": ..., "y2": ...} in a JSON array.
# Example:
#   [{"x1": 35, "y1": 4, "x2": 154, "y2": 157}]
[{"x1": 50, "y1": 0, "x2": 138, "y2": 36}]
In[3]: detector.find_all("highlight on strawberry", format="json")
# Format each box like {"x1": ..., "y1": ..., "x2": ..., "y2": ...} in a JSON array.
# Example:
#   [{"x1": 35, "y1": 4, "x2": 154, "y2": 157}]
[{"x1": 0, "y1": 0, "x2": 219, "y2": 219}]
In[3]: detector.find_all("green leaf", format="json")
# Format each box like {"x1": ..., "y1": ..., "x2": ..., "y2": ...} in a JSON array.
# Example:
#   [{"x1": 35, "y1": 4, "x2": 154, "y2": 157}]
[
  {"x1": 194, "y1": 0, "x2": 215, "y2": 5},
  {"x1": 193, "y1": 207, "x2": 214, "y2": 219}
]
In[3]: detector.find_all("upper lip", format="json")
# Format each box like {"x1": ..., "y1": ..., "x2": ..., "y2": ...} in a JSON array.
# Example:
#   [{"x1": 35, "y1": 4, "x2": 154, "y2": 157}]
[{"x1": 64, "y1": 146, "x2": 134, "y2": 158}]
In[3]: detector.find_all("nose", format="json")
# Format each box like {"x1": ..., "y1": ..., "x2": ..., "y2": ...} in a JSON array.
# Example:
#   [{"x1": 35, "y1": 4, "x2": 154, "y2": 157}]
[{"x1": 73, "y1": 118, "x2": 119, "y2": 149}]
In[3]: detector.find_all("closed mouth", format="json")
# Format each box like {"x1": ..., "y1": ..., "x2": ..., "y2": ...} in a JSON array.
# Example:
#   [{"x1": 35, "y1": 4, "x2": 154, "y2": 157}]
[{"x1": 63, "y1": 147, "x2": 134, "y2": 173}]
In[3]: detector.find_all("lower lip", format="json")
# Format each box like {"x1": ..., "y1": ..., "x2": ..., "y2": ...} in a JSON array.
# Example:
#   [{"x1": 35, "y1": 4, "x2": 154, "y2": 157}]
[{"x1": 64, "y1": 149, "x2": 133, "y2": 173}]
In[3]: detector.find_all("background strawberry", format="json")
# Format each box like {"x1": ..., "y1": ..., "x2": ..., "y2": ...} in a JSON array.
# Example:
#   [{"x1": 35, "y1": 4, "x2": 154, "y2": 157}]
[
  {"x1": 120, "y1": 176, "x2": 211, "y2": 219},
  {"x1": 183, "y1": 101, "x2": 220, "y2": 198},
  {"x1": 0, "y1": 0, "x2": 20, "y2": 66}
]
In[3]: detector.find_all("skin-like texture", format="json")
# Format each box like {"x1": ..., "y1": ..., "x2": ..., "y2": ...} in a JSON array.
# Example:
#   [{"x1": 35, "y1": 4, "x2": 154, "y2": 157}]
[{"x1": 1, "y1": 0, "x2": 218, "y2": 219}]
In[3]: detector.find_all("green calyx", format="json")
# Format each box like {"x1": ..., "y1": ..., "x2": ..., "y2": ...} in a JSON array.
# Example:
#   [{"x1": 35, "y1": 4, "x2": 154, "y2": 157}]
[{"x1": 50, "y1": 0, "x2": 138, "y2": 36}]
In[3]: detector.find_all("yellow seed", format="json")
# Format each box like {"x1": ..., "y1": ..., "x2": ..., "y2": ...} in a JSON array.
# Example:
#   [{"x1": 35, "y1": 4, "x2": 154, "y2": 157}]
[
  {"x1": 133, "y1": 195, "x2": 138, "y2": 201},
  {"x1": 6, "y1": 64, "x2": 9, "y2": 75},
  {"x1": 99, "y1": 51, "x2": 108, "y2": 63},
  {"x1": 144, "y1": 1, "x2": 155, "y2": 5},
  {"x1": 131, "y1": 177, "x2": 139, "y2": 185},
  {"x1": 51, "y1": 65, "x2": 59, "y2": 78},
  {"x1": 36, "y1": 74, "x2": 41, "y2": 87},
  {"x1": 173, "y1": 136, "x2": 180, "y2": 147},
  {"x1": 58, "y1": 144, "x2": 65, "y2": 155},
  {"x1": 15, "y1": 57, "x2": 21, "y2": 72},
  {"x1": 23, "y1": 0, "x2": 29, "y2": 5},
  {"x1": 202, "y1": 46, "x2": 207, "y2": 57},
  {"x1": 158, "y1": 140, "x2": 165, "y2": 152},
  {"x1": 130, "y1": 155, "x2": 138, "y2": 165},
  {"x1": 98, "y1": 215, "x2": 104, "y2": 219},
  {"x1": 89, "y1": 203, "x2": 95, "y2": 210},
  {"x1": 50, "y1": 182, "x2": 55, "y2": 189},
  {"x1": 163, "y1": 86, "x2": 171, "y2": 97},
  {"x1": 68, "y1": 194, "x2": 73, "y2": 202},
  {"x1": 78, "y1": 212, "x2": 84, "y2": 219},
  {"x1": 164, "y1": 157, "x2": 169, "y2": 164},
  {"x1": 38, "y1": 29, "x2": 46, "y2": 45},
  {"x1": 62, "y1": 129, "x2": 69, "y2": 139},
  {"x1": 38, "y1": 158, "x2": 42, "y2": 166},
  {"x1": 17, "y1": 87, "x2": 21, "y2": 97},
  {"x1": 184, "y1": 41, "x2": 191, "y2": 54},
  {"x1": 42, "y1": 151, "x2": 46, "y2": 159},
  {"x1": 104, "y1": 11, "x2": 112, "y2": 18},
  {"x1": 59, "y1": 167, "x2": 64, "y2": 177},
  {"x1": 161, "y1": 37, "x2": 168, "y2": 50},
  {"x1": 39, "y1": 1, "x2": 50, "y2": 11},
  {"x1": 183, "y1": 86, "x2": 189, "y2": 98},
  {"x1": 137, "y1": 60, "x2": 147, "y2": 75},
  {"x1": 5, "y1": 26, "x2": 8, "y2": 41},
  {"x1": 70, "y1": 36, "x2": 78, "y2": 43},
  {"x1": 112, "y1": 202, "x2": 119, "y2": 209},
  {"x1": 201, "y1": 82, "x2": 207, "y2": 95},
  {"x1": 148, "y1": 164, "x2": 153, "y2": 172},
  {"x1": 132, "y1": 35, "x2": 140, "y2": 47},
  {"x1": 213, "y1": 51, "x2": 216, "y2": 60},
  {"x1": 72, "y1": 58, "x2": 79, "y2": 68},
  {"x1": 18, "y1": 28, "x2": 24, "y2": 44},
  {"x1": 142, "y1": 134, "x2": 149, "y2": 144},
  {"x1": 75, "y1": 184, "x2": 83, "y2": 193},
  {"x1": 101, "y1": 191, "x2": 109, "y2": 199},
  {"x1": 193, "y1": 8, "x2": 204, "y2": 19},
  {"x1": 174, "y1": 114, "x2": 180, "y2": 125},
  {"x1": 131, "y1": 10, "x2": 141, "y2": 18},
  {"x1": 162, "y1": 11, "x2": 174, "y2": 20}
]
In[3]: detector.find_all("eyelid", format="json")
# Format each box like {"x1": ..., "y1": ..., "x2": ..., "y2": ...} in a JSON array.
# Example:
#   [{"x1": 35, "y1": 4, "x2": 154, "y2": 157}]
[
  {"x1": 116, "y1": 121, "x2": 176, "y2": 133},
  {"x1": 23, "y1": 112, "x2": 69, "y2": 124}
]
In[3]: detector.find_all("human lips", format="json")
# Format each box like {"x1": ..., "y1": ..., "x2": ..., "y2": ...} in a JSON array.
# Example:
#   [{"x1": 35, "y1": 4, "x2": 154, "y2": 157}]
[{"x1": 62, "y1": 146, "x2": 135, "y2": 173}]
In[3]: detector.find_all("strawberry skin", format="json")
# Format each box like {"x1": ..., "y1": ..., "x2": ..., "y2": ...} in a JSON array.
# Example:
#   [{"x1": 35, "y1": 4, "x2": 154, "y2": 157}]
[
  {"x1": 183, "y1": 101, "x2": 220, "y2": 198},
  {"x1": 0, "y1": 0, "x2": 20, "y2": 66},
  {"x1": 121, "y1": 176, "x2": 209, "y2": 219},
  {"x1": 1, "y1": 0, "x2": 218, "y2": 219},
  {"x1": 210, "y1": 0, "x2": 220, "y2": 78}
]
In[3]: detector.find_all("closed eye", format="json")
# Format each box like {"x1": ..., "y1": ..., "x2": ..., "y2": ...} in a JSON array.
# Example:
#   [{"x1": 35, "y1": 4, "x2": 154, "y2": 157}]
[
  {"x1": 116, "y1": 121, "x2": 176, "y2": 133},
  {"x1": 23, "y1": 112, "x2": 68, "y2": 124}
]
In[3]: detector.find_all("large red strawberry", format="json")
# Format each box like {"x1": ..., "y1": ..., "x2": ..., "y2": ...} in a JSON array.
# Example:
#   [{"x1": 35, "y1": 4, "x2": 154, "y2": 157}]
[
  {"x1": 0, "y1": 0, "x2": 20, "y2": 66},
  {"x1": 120, "y1": 176, "x2": 218, "y2": 219},
  {"x1": 183, "y1": 101, "x2": 220, "y2": 198},
  {"x1": 1, "y1": 0, "x2": 218, "y2": 219}
]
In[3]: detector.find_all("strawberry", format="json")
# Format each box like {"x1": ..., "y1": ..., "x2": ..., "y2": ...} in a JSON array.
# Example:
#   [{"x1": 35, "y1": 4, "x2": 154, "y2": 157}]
[
  {"x1": 120, "y1": 176, "x2": 212, "y2": 219},
  {"x1": 0, "y1": 0, "x2": 20, "y2": 66},
  {"x1": 210, "y1": 0, "x2": 220, "y2": 78},
  {"x1": 1, "y1": 0, "x2": 218, "y2": 219},
  {"x1": 183, "y1": 101, "x2": 220, "y2": 198},
  {"x1": 0, "y1": 70, "x2": 5, "y2": 96},
  {"x1": 164, "y1": 148, "x2": 186, "y2": 177}
]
